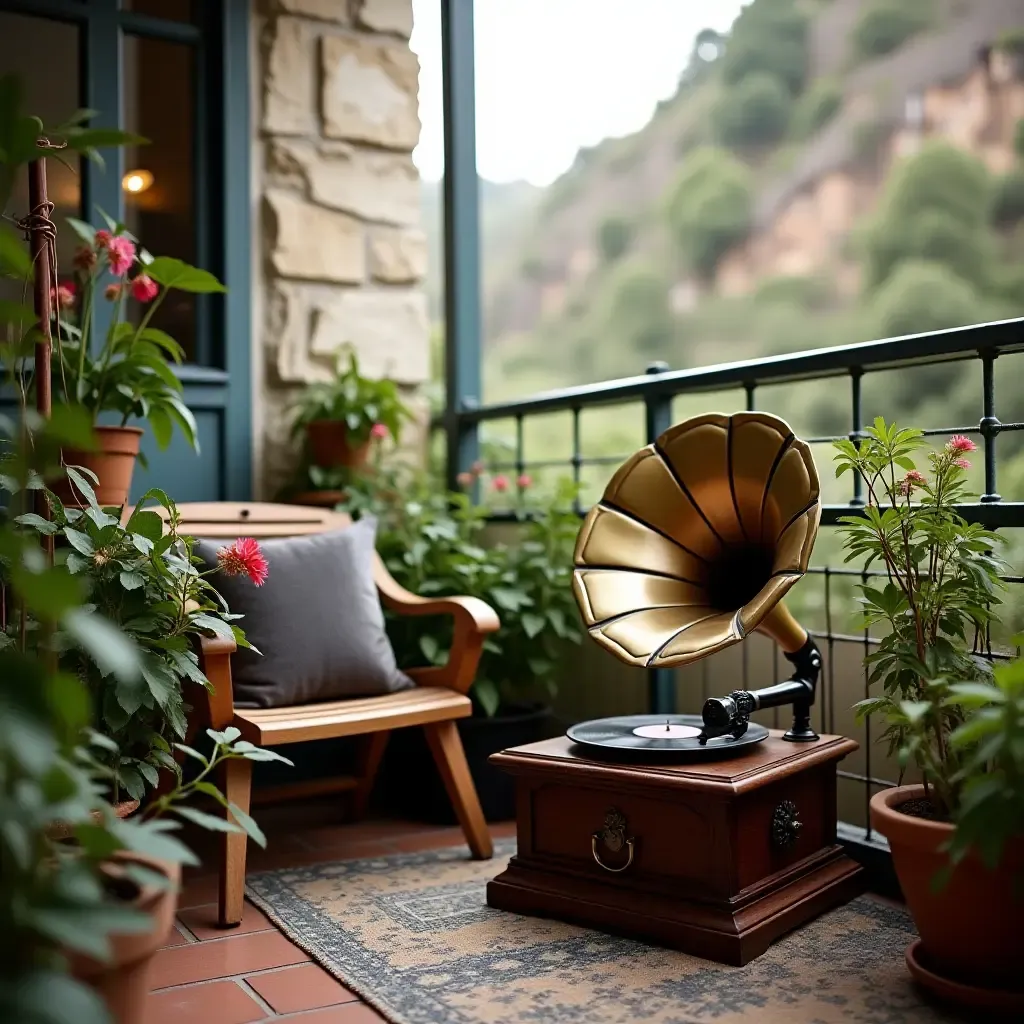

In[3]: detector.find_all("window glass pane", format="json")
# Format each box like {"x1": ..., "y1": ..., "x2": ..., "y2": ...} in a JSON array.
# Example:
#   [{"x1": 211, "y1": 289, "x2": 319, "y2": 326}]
[
  {"x1": 121, "y1": 0, "x2": 194, "y2": 22},
  {"x1": 122, "y1": 34, "x2": 198, "y2": 362},
  {"x1": 0, "y1": 13, "x2": 81, "y2": 302}
]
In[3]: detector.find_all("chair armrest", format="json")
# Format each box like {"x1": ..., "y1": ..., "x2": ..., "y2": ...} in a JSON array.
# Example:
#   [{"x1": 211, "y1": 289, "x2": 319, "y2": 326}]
[
  {"x1": 375, "y1": 557, "x2": 500, "y2": 695},
  {"x1": 197, "y1": 634, "x2": 238, "y2": 729}
]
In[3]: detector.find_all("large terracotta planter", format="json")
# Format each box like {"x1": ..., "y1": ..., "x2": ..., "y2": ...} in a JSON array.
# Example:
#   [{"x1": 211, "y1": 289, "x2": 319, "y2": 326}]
[
  {"x1": 53, "y1": 425, "x2": 143, "y2": 509},
  {"x1": 871, "y1": 785, "x2": 1024, "y2": 1000},
  {"x1": 69, "y1": 853, "x2": 181, "y2": 1024},
  {"x1": 305, "y1": 419, "x2": 369, "y2": 469}
]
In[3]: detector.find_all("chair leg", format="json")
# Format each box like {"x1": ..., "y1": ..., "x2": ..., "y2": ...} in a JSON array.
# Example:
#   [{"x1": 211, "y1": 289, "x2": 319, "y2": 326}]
[
  {"x1": 423, "y1": 720, "x2": 493, "y2": 860},
  {"x1": 351, "y1": 730, "x2": 390, "y2": 820},
  {"x1": 218, "y1": 756, "x2": 253, "y2": 928}
]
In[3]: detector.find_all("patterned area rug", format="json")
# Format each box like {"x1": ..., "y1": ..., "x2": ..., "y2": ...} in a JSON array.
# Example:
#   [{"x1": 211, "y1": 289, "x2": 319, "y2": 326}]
[{"x1": 246, "y1": 840, "x2": 965, "y2": 1024}]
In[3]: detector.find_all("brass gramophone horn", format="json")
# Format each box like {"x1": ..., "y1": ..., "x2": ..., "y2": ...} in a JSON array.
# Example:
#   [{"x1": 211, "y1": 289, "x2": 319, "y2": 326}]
[{"x1": 572, "y1": 411, "x2": 823, "y2": 743}]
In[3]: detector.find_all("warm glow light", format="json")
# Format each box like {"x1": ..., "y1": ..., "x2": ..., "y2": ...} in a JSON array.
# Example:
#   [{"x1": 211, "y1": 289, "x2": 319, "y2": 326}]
[{"x1": 122, "y1": 169, "x2": 154, "y2": 194}]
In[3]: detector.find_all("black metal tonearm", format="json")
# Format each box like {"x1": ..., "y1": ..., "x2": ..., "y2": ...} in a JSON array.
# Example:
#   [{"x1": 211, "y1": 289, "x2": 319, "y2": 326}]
[{"x1": 698, "y1": 636, "x2": 822, "y2": 744}]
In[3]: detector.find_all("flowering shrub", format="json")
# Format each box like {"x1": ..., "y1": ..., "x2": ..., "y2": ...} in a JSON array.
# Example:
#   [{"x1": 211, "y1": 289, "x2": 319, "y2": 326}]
[
  {"x1": 45, "y1": 211, "x2": 226, "y2": 454},
  {"x1": 9, "y1": 471, "x2": 265, "y2": 803},
  {"x1": 833, "y1": 419, "x2": 1007, "y2": 817},
  {"x1": 341, "y1": 466, "x2": 583, "y2": 716},
  {"x1": 290, "y1": 346, "x2": 411, "y2": 450}
]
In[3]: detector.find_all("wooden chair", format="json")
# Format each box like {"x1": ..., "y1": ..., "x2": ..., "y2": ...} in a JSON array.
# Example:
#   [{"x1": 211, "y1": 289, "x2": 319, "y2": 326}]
[{"x1": 153, "y1": 501, "x2": 499, "y2": 927}]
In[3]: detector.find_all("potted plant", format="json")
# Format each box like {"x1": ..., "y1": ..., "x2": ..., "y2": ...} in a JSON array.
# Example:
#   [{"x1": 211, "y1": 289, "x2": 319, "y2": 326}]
[
  {"x1": 349, "y1": 465, "x2": 581, "y2": 822},
  {"x1": 41, "y1": 213, "x2": 224, "y2": 507},
  {"x1": 290, "y1": 347, "x2": 412, "y2": 470},
  {"x1": 14, "y1": 469, "x2": 265, "y2": 808},
  {"x1": 833, "y1": 419, "x2": 1023, "y2": 1007},
  {"x1": 0, "y1": 409, "x2": 289, "y2": 1024}
]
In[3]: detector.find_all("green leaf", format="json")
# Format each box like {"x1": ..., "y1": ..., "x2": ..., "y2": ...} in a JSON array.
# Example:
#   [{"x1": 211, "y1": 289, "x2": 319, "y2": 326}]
[
  {"x1": 145, "y1": 256, "x2": 226, "y2": 293},
  {"x1": 63, "y1": 608, "x2": 141, "y2": 682},
  {"x1": 226, "y1": 801, "x2": 267, "y2": 848},
  {"x1": 64, "y1": 217, "x2": 97, "y2": 245},
  {"x1": 521, "y1": 613, "x2": 545, "y2": 638},
  {"x1": 119, "y1": 570, "x2": 145, "y2": 590},
  {"x1": 16, "y1": 565, "x2": 83, "y2": 619},
  {"x1": 0, "y1": 969, "x2": 113, "y2": 1024},
  {"x1": 14, "y1": 512, "x2": 59, "y2": 535},
  {"x1": 473, "y1": 678, "x2": 501, "y2": 717},
  {"x1": 63, "y1": 466, "x2": 99, "y2": 507},
  {"x1": 172, "y1": 806, "x2": 243, "y2": 834},
  {"x1": 0, "y1": 221, "x2": 31, "y2": 277},
  {"x1": 62, "y1": 527, "x2": 95, "y2": 557}
]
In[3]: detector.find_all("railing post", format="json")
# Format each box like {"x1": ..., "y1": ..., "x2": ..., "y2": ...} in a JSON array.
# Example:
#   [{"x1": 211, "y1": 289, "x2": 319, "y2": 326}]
[
  {"x1": 980, "y1": 350, "x2": 1001, "y2": 504},
  {"x1": 644, "y1": 361, "x2": 676, "y2": 715},
  {"x1": 441, "y1": 0, "x2": 481, "y2": 491},
  {"x1": 849, "y1": 368, "x2": 865, "y2": 507}
]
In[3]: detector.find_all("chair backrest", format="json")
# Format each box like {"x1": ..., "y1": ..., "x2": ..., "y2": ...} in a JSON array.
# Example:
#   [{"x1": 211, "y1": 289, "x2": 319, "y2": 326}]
[{"x1": 146, "y1": 501, "x2": 352, "y2": 540}]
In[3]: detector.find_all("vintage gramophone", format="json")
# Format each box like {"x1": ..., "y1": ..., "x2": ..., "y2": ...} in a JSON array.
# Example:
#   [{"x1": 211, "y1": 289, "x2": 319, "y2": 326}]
[
  {"x1": 486, "y1": 412, "x2": 862, "y2": 965},
  {"x1": 568, "y1": 410, "x2": 823, "y2": 755}
]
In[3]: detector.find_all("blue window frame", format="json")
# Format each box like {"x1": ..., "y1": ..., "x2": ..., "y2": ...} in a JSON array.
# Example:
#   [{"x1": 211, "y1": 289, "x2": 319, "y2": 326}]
[{"x1": 0, "y1": 0, "x2": 252, "y2": 500}]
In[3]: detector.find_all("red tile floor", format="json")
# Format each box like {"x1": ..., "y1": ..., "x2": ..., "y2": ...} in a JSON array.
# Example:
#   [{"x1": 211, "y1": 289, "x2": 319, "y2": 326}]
[{"x1": 149, "y1": 803, "x2": 516, "y2": 1023}]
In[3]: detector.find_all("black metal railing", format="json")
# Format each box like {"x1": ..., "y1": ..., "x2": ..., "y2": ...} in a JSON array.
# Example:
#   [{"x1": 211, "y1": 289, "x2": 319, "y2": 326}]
[{"x1": 444, "y1": 316, "x2": 1024, "y2": 852}]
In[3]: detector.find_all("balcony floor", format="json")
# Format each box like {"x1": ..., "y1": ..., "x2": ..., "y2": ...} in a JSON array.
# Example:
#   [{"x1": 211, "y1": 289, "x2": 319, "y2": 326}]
[{"x1": 150, "y1": 803, "x2": 517, "y2": 1023}]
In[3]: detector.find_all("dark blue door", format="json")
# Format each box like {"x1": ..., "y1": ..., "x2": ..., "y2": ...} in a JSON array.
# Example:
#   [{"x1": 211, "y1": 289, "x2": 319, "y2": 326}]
[{"x1": 1, "y1": 0, "x2": 251, "y2": 501}]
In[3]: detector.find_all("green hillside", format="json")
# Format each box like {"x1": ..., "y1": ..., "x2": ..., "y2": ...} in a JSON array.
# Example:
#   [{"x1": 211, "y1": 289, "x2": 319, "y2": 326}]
[{"x1": 469, "y1": 0, "x2": 1024, "y2": 420}]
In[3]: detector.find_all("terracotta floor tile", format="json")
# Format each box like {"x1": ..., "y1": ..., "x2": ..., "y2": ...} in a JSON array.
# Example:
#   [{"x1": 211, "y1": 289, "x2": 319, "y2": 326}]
[
  {"x1": 179, "y1": 900, "x2": 274, "y2": 940},
  {"x1": 148, "y1": 981, "x2": 266, "y2": 1024},
  {"x1": 246, "y1": 963, "x2": 358, "y2": 1013},
  {"x1": 178, "y1": 873, "x2": 220, "y2": 909},
  {"x1": 288, "y1": 1003, "x2": 387, "y2": 1022},
  {"x1": 150, "y1": 929, "x2": 310, "y2": 989},
  {"x1": 161, "y1": 924, "x2": 189, "y2": 948}
]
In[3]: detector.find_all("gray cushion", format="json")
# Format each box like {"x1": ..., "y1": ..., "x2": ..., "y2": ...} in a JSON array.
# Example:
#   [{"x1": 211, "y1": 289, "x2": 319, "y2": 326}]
[{"x1": 193, "y1": 516, "x2": 414, "y2": 708}]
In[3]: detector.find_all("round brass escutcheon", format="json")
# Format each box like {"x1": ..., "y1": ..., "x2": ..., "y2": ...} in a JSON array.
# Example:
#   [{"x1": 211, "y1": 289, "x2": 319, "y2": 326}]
[{"x1": 772, "y1": 799, "x2": 802, "y2": 850}]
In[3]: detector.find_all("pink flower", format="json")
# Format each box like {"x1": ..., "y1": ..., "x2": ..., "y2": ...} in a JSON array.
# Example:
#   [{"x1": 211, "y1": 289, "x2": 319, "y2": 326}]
[
  {"x1": 897, "y1": 470, "x2": 927, "y2": 496},
  {"x1": 106, "y1": 235, "x2": 137, "y2": 276},
  {"x1": 946, "y1": 435, "x2": 977, "y2": 455},
  {"x1": 130, "y1": 274, "x2": 159, "y2": 303},
  {"x1": 492, "y1": 474, "x2": 509, "y2": 493},
  {"x1": 954, "y1": 457, "x2": 971, "y2": 470},
  {"x1": 470, "y1": 461, "x2": 485, "y2": 476},
  {"x1": 51, "y1": 282, "x2": 76, "y2": 309},
  {"x1": 104, "y1": 283, "x2": 122, "y2": 302},
  {"x1": 456, "y1": 471, "x2": 474, "y2": 489},
  {"x1": 216, "y1": 537, "x2": 269, "y2": 587},
  {"x1": 94, "y1": 230, "x2": 112, "y2": 249},
  {"x1": 73, "y1": 245, "x2": 96, "y2": 272},
  {"x1": 369, "y1": 422, "x2": 389, "y2": 441},
  {"x1": 517, "y1": 473, "x2": 532, "y2": 490}
]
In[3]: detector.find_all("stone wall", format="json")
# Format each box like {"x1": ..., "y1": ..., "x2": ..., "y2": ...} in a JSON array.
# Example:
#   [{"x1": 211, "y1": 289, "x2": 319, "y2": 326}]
[{"x1": 253, "y1": 0, "x2": 428, "y2": 496}]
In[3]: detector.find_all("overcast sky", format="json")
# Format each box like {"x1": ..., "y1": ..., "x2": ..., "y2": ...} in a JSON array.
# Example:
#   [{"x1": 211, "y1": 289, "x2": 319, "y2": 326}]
[{"x1": 410, "y1": 1, "x2": 746, "y2": 186}]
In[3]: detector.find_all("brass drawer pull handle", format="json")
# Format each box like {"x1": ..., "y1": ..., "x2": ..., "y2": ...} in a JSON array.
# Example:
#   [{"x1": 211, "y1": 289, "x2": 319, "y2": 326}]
[{"x1": 591, "y1": 833, "x2": 635, "y2": 872}]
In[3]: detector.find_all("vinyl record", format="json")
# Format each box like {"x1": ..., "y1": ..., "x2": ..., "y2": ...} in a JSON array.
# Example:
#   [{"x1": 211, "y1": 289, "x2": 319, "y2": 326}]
[{"x1": 566, "y1": 714, "x2": 769, "y2": 760}]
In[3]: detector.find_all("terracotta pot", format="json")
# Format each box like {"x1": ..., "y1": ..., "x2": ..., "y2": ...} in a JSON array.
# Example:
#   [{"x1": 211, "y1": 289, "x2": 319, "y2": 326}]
[
  {"x1": 48, "y1": 798, "x2": 140, "y2": 842},
  {"x1": 69, "y1": 853, "x2": 181, "y2": 1024},
  {"x1": 305, "y1": 419, "x2": 369, "y2": 468},
  {"x1": 53, "y1": 425, "x2": 144, "y2": 509},
  {"x1": 871, "y1": 785, "x2": 1024, "y2": 995}
]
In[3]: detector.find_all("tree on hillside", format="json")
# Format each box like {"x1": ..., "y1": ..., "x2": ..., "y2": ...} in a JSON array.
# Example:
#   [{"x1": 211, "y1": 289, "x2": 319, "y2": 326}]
[
  {"x1": 598, "y1": 258, "x2": 676, "y2": 358},
  {"x1": 869, "y1": 260, "x2": 980, "y2": 339},
  {"x1": 597, "y1": 216, "x2": 633, "y2": 263},
  {"x1": 861, "y1": 141, "x2": 994, "y2": 290},
  {"x1": 666, "y1": 147, "x2": 753, "y2": 279},
  {"x1": 852, "y1": 0, "x2": 935, "y2": 62},
  {"x1": 790, "y1": 77, "x2": 842, "y2": 141},
  {"x1": 721, "y1": 0, "x2": 809, "y2": 95},
  {"x1": 713, "y1": 72, "x2": 792, "y2": 149}
]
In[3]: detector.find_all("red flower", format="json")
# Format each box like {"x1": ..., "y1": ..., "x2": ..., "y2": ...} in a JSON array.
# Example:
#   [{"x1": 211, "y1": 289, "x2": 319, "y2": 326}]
[
  {"x1": 369, "y1": 422, "x2": 389, "y2": 440},
  {"x1": 492, "y1": 474, "x2": 509, "y2": 493},
  {"x1": 95, "y1": 229, "x2": 113, "y2": 249},
  {"x1": 131, "y1": 274, "x2": 159, "y2": 303},
  {"x1": 954, "y1": 457, "x2": 971, "y2": 470},
  {"x1": 946, "y1": 434, "x2": 977, "y2": 455},
  {"x1": 897, "y1": 470, "x2": 927, "y2": 496},
  {"x1": 105, "y1": 283, "x2": 122, "y2": 302},
  {"x1": 106, "y1": 236, "x2": 137, "y2": 276},
  {"x1": 517, "y1": 473, "x2": 532, "y2": 489},
  {"x1": 216, "y1": 537, "x2": 269, "y2": 587},
  {"x1": 73, "y1": 245, "x2": 96, "y2": 272},
  {"x1": 51, "y1": 282, "x2": 76, "y2": 309}
]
